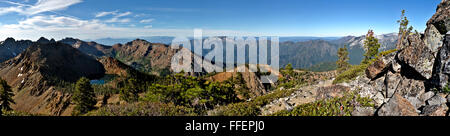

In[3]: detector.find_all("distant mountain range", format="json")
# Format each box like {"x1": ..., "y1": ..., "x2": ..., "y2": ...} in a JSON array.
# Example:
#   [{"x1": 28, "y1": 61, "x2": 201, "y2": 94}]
[
  {"x1": 279, "y1": 33, "x2": 398, "y2": 70},
  {"x1": 87, "y1": 36, "x2": 176, "y2": 45},
  {"x1": 89, "y1": 36, "x2": 341, "y2": 46},
  {"x1": 0, "y1": 33, "x2": 398, "y2": 74}
]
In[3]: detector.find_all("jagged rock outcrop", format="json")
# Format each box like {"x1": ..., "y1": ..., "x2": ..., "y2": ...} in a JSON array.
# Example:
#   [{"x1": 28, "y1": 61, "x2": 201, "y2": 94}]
[
  {"x1": 60, "y1": 37, "x2": 114, "y2": 57},
  {"x1": 98, "y1": 57, "x2": 133, "y2": 77},
  {"x1": 397, "y1": 34, "x2": 435, "y2": 79},
  {"x1": 396, "y1": 0, "x2": 449, "y2": 80},
  {"x1": 208, "y1": 65, "x2": 267, "y2": 98},
  {"x1": 348, "y1": 0, "x2": 450, "y2": 116},
  {"x1": 431, "y1": 34, "x2": 450, "y2": 88},
  {"x1": 0, "y1": 38, "x2": 33, "y2": 62}
]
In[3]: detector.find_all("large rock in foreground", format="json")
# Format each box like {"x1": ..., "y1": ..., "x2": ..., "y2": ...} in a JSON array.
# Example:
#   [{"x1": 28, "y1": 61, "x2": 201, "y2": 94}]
[
  {"x1": 365, "y1": 52, "x2": 395, "y2": 80},
  {"x1": 397, "y1": 34, "x2": 435, "y2": 79},
  {"x1": 431, "y1": 34, "x2": 450, "y2": 88},
  {"x1": 378, "y1": 94, "x2": 419, "y2": 116}
]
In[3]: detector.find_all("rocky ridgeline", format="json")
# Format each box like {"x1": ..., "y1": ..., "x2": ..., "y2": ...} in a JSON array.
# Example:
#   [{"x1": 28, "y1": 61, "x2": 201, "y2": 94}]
[
  {"x1": 346, "y1": 0, "x2": 450, "y2": 116},
  {"x1": 0, "y1": 38, "x2": 33, "y2": 62}
]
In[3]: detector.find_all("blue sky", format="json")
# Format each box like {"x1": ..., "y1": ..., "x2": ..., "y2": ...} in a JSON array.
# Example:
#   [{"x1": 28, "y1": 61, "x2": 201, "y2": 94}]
[{"x1": 0, "y1": 0, "x2": 442, "y2": 40}]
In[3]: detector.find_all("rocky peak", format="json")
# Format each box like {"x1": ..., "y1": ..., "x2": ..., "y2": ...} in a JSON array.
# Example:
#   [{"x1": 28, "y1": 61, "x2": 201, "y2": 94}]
[
  {"x1": 37, "y1": 37, "x2": 51, "y2": 45},
  {"x1": 0, "y1": 38, "x2": 33, "y2": 62},
  {"x1": 128, "y1": 39, "x2": 152, "y2": 47},
  {"x1": 59, "y1": 37, "x2": 80, "y2": 45},
  {"x1": 427, "y1": 0, "x2": 450, "y2": 35},
  {"x1": 3, "y1": 37, "x2": 16, "y2": 44},
  {"x1": 58, "y1": 38, "x2": 113, "y2": 57}
]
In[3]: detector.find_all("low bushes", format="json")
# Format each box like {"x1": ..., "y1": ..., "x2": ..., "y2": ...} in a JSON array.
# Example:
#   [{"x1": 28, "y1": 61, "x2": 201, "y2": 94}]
[{"x1": 272, "y1": 93, "x2": 374, "y2": 116}]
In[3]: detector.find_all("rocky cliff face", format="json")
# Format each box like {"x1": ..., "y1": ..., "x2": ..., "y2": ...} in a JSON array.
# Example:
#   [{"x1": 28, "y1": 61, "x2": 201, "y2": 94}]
[
  {"x1": 348, "y1": 0, "x2": 450, "y2": 116},
  {"x1": 60, "y1": 37, "x2": 114, "y2": 57},
  {"x1": 98, "y1": 56, "x2": 134, "y2": 77},
  {"x1": 208, "y1": 65, "x2": 267, "y2": 98},
  {"x1": 112, "y1": 39, "x2": 176, "y2": 75}
]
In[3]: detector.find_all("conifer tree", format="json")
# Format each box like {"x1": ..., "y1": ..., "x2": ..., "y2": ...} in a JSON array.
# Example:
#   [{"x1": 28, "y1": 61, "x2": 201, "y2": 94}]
[
  {"x1": 120, "y1": 78, "x2": 140, "y2": 102},
  {"x1": 336, "y1": 46, "x2": 350, "y2": 74},
  {"x1": 397, "y1": 10, "x2": 414, "y2": 47},
  {"x1": 284, "y1": 63, "x2": 294, "y2": 75},
  {"x1": 72, "y1": 77, "x2": 96, "y2": 115},
  {"x1": 362, "y1": 30, "x2": 381, "y2": 64},
  {"x1": 0, "y1": 79, "x2": 15, "y2": 112}
]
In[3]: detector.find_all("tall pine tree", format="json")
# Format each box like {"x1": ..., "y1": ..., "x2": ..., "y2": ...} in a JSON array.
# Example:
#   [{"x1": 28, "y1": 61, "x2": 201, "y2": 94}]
[
  {"x1": 0, "y1": 79, "x2": 15, "y2": 112},
  {"x1": 72, "y1": 77, "x2": 96, "y2": 115},
  {"x1": 362, "y1": 30, "x2": 381, "y2": 64},
  {"x1": 336, "y1": 46, "x2": 350, "y2": 74}
]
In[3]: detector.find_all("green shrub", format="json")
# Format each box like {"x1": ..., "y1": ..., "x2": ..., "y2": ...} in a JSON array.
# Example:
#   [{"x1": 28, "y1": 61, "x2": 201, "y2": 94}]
[
  {"x1": 87, "y1": 102, "x2": 197, "y2": 116},
  {"x1": 272, "y1": 92, "x2": 374, "y2": 116},
  {"x1": 333, "y1": 49, "x2": 398, "y2": 84},
  {"x1": 333, "y1": 64, "x2": 369, "y2": 84},
  {"x1": 1, "y1": 110, "x2": 40, "y2": 116},
  {"x1": 212, "y1": 102, "x2": 260, "y2": 116},
  {"x1": 212, "y1": 87, "x2": 298, "y2": 116},
  {"x1": 441, "y1": 84, "x2": 450, "y2": 94}
]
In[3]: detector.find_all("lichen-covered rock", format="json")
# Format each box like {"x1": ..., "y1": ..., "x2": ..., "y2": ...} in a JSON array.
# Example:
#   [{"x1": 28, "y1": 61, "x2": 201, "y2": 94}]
[
  {"x1": 315, "y1": 85, "x2": 350, "y2": 100},
  {"x1": 378, "y1": 94, "x2": 419, "y2": 116},
  {"x1": 366, "y1": 53, "x2": 394, "y2": 80},
  {"x1": 425, "y1": 25, "x2": 445, "y2": 53},
  {"x1": 396, "y1": 0, "x2": 450, "y2": 80},
  {"x1": 421, "y1": 91, "x2": 436, "y2": 104},
  {"x1": 421, "y1": 104, "x2": 448, "y2": 116},
  {"x1": 384, "y1": 72, "x2": 402, "y2": 98},
  {"x1": 396, "y1": 78, "x2": 426, "y2": 99},
  {"x1": 426, "y1": 95, "x2": 447, "y2": 106},
  {"x1": 447, "y1": 95, "x2": 450, "y2": 103},
  {"x1": 352, "y1": 106, "x2": 375, "y2": 116},
  {"x1": 430, "y1": 34, "x2": 450, "y2": 89},
  {"x1": 426, "y1": 0, "x2": 450, "y2": 36},
  {"x1": 397, "y1": 34, "x2": 435, "y2": 79}
]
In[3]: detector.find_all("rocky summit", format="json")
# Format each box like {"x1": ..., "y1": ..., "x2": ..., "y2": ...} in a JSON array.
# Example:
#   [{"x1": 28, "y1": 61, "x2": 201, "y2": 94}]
[{"x1": 348, "y1": 0, "x2": 450, "y2": 116}]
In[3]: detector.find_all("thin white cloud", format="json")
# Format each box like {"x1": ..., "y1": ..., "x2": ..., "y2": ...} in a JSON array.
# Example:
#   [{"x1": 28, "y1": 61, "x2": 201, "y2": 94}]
[
  {"x1": 3, "y1": 15, "x2": 105, "y2": 29},
  {"x1": 105, "y1": 17, "x2": 130, "y2": 23},
  {"x1": 140, "y1": 19, "x2": 154, "y2": 23},
  {"x1": 95, "y1": 11, "x2": 131, "y2": 18},
  {"x1": 0, "y1": 15, "x2": 256, "y2": 40},
  {"x1": 95, "y1": 11, "x2": 132, "y2": 23},
  {"x1": 115, "y1": 11, "x2": 131, "y2": 18},
  {"x1": 95, "y1": 11, "x2": 117, "y2": 18},
  {"x1": 0, "y1": 6, "x2": 22, "y2": 15},
  {"x1": 0, "y1": 0, "x2": 82, "y2": 15}
]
